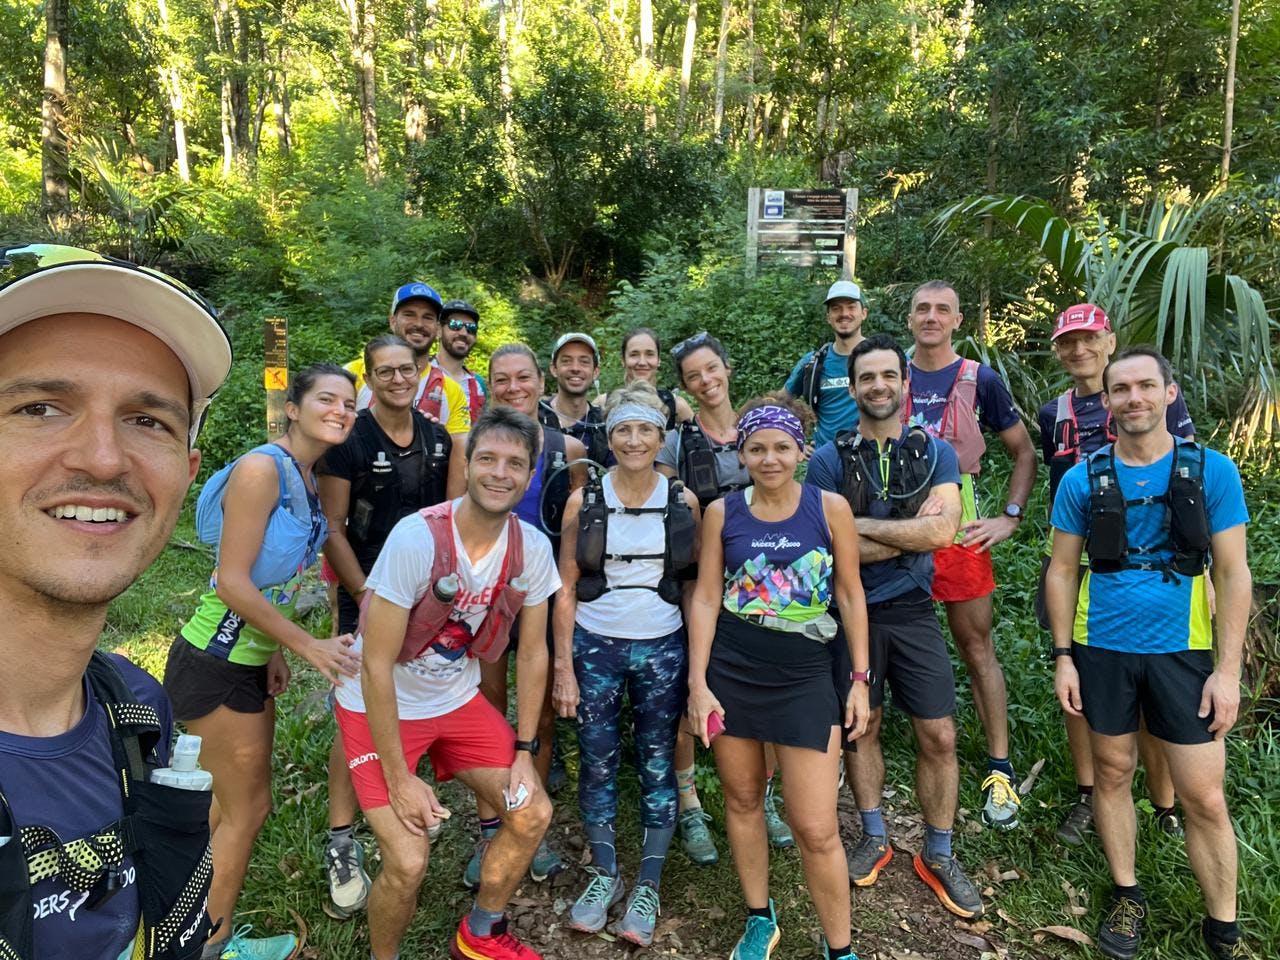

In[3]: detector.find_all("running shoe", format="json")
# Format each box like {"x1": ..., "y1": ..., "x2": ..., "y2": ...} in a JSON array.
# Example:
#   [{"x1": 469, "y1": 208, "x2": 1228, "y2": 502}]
[
  {"x1": 463, "y1": 835, "x2": 491, "y2": 890},
  {"x1": 823, "y1": 943, "x2": 861, "y2": 960},
  {"x1": 1097, "y1": 891, "x2": 1145, "y2": 960},
  {"x1": 1155, "y1": 809, "x2": 1185, "y2": 839},
  {"x1": 1201, "y1": 919, "x2": 1248, "y2": 960},
  {"x1": 449, "y1": 915, "x2": 543, "y2": 960},
  {"x1": 568, "y1": 867, "x2": 624, "y2": 933},
  {"x1": 678, "y1": 808, "x2": 719, "y2": 865},
  {"x1": 217, "y1": 925, "x2": 298, "y2": 960},
  {"x1": 1055, "y1": 799, "x2": 1093, "y2": 846},
  {"x1": 846, "y1": 834, "x2": 892, "y2": 888},
  {"x1": 912, "y1": 853, "x2": 983, "y2": 919},
  {"x1": 979, "y1": 771, "x2": 1020, "y2": 830},
  {"x1": 322, "y1": 835, "x2": 371, "y2": 920},
  {"x1": 729, "y1": 900, "x2": 780, "y2": 960},
  {"x1": 615, "y1": 880, "x2": 661, "y2": 946},
  {"x1": 529, "y1": 838, "x2": 566, "y2": 881},
  {"x1": 763, "y1": 789, "x2": 794, "y2": 849}
]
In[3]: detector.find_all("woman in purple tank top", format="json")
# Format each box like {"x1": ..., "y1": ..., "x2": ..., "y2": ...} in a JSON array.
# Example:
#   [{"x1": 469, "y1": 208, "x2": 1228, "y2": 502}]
[{"x1": 686, "y1": 396, "x2": 871, "y2": 960}]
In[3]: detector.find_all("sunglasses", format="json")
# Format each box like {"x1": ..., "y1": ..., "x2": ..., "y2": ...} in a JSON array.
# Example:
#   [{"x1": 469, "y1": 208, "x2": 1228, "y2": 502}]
[
  {"x1": 0, "y1": 244, "x2": 222, "y2": 445},
  {"x1": 670, "y1": 331, "x2": 714, "y2": 359},
  {"x1": 446, "y1": 318, "x2": 479, "y2": 334}
]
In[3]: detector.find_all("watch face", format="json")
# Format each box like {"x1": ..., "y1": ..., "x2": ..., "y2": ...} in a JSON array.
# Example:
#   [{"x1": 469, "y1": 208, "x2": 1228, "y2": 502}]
[{"x1": 1005, "y1": 504, "x2": 1022, "y2": 518}]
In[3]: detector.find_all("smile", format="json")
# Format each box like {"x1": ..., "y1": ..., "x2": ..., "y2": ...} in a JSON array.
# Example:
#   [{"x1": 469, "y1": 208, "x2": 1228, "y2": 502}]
[{"x1": 47, "y1": 505, "x2": 132, "y2": 522}]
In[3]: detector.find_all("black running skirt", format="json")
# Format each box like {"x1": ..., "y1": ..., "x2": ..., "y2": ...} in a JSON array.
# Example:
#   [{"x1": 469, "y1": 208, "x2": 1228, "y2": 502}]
[{"x1": 706, "y1": 611, "x2": 839, "y2": 752}]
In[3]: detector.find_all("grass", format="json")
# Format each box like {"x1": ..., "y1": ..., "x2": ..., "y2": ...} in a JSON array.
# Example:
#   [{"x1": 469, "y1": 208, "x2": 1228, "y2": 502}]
[{"x1": 103, "y1": 459, "x2": 1280, "y2": 960}]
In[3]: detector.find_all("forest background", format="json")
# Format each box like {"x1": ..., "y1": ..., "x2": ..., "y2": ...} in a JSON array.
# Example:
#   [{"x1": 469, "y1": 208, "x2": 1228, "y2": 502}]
[{"x1": 3, "y1": 0, "x2": 1280, "y2": 956}]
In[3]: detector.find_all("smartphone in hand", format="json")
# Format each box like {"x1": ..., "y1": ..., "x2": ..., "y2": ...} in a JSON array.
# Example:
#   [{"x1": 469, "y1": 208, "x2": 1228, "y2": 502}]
[{"x1": 707, "y1": 712, "x2": 725, "y2": 742}]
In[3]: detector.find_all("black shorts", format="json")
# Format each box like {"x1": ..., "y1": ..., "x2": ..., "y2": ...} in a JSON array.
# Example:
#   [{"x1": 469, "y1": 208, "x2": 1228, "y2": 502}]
[
  {"x1": 337, "y1": 586, "x2": 361, "y2": 637},
  {"x1": 833, "y1": 591, "x2": 955, "y2": 750},
  {"x1": 1072, "y1": 644, "x2": 1215, "y2": 745},
  {"x1": 163, "y1": 636, "x2": 272, "y2": 721},
  {"x1": 1034, "y1": 555, "x2": 1088, "y2": 634}
]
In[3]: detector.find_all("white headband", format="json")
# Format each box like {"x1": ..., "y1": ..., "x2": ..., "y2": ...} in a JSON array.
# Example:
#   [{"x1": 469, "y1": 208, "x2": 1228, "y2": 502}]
[{"x1": 606, "y1": 403, "x2": 667, "y2": 435}]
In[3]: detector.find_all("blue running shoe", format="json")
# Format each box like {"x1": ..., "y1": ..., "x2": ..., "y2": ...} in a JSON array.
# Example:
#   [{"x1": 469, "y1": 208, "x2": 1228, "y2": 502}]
[
  {"x1": 218, "y1": 925, "x2": 298, "y2": 960},
  {"x1": 615, "y1": 880, "x2": 661, "y2": 946},
  {"x1": 568, "y1": 867, "x2": 624, "y2": 933},
  {"x1": 730, "y1": 900, "x2": 780, "y2": 960}
]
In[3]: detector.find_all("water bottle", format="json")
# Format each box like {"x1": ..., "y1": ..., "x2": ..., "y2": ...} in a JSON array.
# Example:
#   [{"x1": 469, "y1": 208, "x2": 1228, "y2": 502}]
[
  {"x1": 150, "y1": 734, "x2": 214, "y2": 791},
  {"x1": 433, "y1": 573, "x2": 460, "y2": 603}
]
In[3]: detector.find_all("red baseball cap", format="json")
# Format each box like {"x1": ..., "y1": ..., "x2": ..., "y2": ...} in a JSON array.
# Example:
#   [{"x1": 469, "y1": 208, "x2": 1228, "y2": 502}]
[{"x1": 1052, "y1": 303, "x2": 1111, "y2": 340}]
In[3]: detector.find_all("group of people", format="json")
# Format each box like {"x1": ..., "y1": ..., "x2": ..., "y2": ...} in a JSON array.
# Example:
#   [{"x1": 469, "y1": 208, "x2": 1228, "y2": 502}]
[{"x1": 0, "y1": 243, "x2": 1252, "y2": 960}]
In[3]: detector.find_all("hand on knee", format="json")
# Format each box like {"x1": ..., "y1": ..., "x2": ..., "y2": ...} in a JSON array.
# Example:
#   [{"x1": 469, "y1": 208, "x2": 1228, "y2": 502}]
[{"x1": 504, "y1": 792, "x2": 552, "y2": 839}]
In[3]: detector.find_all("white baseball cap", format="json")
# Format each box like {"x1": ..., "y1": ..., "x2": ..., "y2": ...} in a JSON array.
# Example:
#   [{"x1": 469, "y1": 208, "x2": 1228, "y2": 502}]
[
  {"x1": 824, "y1": 280, "x2": 865, "y2": 305},
  {"x1": 0, "y1": 244, "x2": 233, "y2": 403}
]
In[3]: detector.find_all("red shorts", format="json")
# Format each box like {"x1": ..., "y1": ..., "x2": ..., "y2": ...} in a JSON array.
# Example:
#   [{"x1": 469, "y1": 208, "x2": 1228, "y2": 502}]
[
  {"x1": 931, "y1": 542, "x2": 996, "y2": 602},
  {"x1": 320, "y1": 556, "x2": 338, "y2": 585},
  {"x1": 336, "y1": 695, "x2": 516, "y2": 810}
]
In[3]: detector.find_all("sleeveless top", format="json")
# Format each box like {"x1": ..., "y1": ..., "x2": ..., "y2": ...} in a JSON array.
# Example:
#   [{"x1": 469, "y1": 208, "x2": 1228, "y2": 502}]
[
  {"x1": 721, "y1": 484, "x2": 834, "y2": 627},
  {"x1": 575, "y1": 474, "x2": 682, "y2": 639}
]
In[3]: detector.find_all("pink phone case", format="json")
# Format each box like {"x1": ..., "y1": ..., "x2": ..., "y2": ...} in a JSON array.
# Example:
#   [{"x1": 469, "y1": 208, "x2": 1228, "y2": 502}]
[{"x1": 707, "y1": 712, "x2": 725, "y2": 741}]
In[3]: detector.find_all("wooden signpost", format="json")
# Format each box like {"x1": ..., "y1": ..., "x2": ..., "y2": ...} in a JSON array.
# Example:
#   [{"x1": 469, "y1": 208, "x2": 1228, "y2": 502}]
[
  {"x1": 746, "y1": 187, "x2": 858, "y2": 278},
  {"x1": 263, "y1": 317, "x2": 289, "y2": 439}
]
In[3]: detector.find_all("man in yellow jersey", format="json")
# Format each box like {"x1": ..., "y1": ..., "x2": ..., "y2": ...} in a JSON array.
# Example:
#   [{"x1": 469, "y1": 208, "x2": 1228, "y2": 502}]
[
  {"x1": 1047, "y1": 347, "x2": 1250, "y2": 960},
  {"x1": 345, "y1": 282, "x2": 471, "y2": 437}
]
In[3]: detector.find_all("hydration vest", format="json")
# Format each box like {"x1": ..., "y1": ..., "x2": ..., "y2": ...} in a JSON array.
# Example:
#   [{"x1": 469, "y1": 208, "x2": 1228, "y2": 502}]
[
  {"x1": 575, "y1": 475, "x2": 698, "y2": 605},
  {"x1": 538, "y1": 426, "x2": 572, "y2": 545},
  {"x1": 357, "y1": 501, "x2": 528, "y2": 663},
  {"x1": 420, "y1": 365, "x2": 486, "y2": 424},
  {"x1": 538, "y1": 400, "x2": 609, "y2": 469},
  {"x1": 902, "y1": 358, "x2": 986, "y2": 474},
  {"x1": 195, "y1": 444, "x2": 324, "y2": 589},
  {"x1": 1085, "y1": 439, "x2": 1211, "y2": 581},
  {"x1": 344, "y1": 411, "x2": 450, "y2": 551},
  {"x1": 676, "y1": 419, "x2": 746, "y2": 507},
  {"x1": 1051, "y1": 388, "x2": 1115, "y2": 464},
  {"x1": 0, "y1": 654, "x2": 213, "y2": 960},
  {"x1": 656, "y1": 387, "x2": 679, "y2": 431},
  {"x1": 798, "y1": 343, "x2": 832, "y2": 413},
  {"x1": 835, "y1": 426, "x2": 937, "y2": 519}
]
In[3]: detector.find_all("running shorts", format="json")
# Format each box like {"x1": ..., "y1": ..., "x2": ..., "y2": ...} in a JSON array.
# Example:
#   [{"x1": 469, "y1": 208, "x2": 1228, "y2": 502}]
[
  {"x1": 931, "y1": 542, "x2": 996, "y2": 602},
  {"x1": 1072, "y1": 645, "x2": 1216, "y2": 745}
]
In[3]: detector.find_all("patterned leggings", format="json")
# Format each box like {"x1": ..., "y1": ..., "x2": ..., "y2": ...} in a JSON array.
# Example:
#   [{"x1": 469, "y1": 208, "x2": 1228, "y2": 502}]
[{"x1": 573, "y1": 625, "x2": 686, "y2": 828}]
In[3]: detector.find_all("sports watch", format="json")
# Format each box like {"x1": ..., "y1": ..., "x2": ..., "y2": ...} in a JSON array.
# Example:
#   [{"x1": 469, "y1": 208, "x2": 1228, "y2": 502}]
[
  {"x1": 514, "y1": 737, "x2": 541, "y2": 754},
  {"x1": 1003, "y1": 503, "x2": 1024, "y2": 522},
  {"x1": 850, "y1": 670, "x2": 871, "y2": 684}
]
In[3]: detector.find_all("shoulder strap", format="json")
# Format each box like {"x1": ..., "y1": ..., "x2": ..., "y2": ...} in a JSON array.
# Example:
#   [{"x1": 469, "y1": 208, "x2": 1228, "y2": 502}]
[
  {"x1": 418, "y1": 502, "x2": 456, "y2": 585},
  {"x1": 803, "y1": 344, "x2": 830, "y2": 408},
  {"x1": 85, "y1": 653, "x2": 163, "y2": 805}
]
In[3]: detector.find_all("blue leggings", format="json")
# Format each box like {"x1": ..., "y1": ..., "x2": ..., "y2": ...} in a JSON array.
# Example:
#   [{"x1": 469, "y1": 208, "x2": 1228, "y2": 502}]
[{"x1": 574, "y1": 625, "x2": 686, "y2": 829}]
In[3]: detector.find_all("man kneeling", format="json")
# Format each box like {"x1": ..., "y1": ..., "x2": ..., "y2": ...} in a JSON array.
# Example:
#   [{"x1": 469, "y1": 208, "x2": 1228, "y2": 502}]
[{"x1": 335, "y1": 406, "x2": 560, "y2": 960}]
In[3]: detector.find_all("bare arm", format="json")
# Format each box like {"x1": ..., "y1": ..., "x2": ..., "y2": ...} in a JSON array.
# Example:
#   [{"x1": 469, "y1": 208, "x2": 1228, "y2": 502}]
[
  {"x1": 551, "y1": 490, "x2": 585, "y2": 717},
  {"x1": 959, "y1": 420, "x2": 1037, "y2": 551},
  {"x1": 686, "y1": 499, "x2": 726, "y2": 745},
  {"x1": 445, "y1": 440, "x2": 466, "y2": 500},
  {"x1": 1047, "y1": 528, "x2": 1085, "y2": 716},
  {"x1": 857, "y1": 481, "x2": 961, "y2": 552},
  {"x1": 318, "y1": 474, "x2": 366, "y2": 597},
  {"x1": 825, "y1": 492, "x2": 870, "y2": 739},
  {"x1": 1202, "y1": 524, "x2": 1251, "y2": 737},
  {"x1": 858, "y1": 538, "x2": 902, "y2": 562},
  {"x1": 674, "y1": 394, "x2": 695, "y2": 424}
]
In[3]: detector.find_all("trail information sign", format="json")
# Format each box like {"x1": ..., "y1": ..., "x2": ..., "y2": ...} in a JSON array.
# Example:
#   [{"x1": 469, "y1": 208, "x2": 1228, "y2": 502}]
[
  {"x1": 746, "y1": 187, "x2": 857, "y2": 277},
  {"x1": 263, "y1": 317, "x2": 289, "y2": 439}
]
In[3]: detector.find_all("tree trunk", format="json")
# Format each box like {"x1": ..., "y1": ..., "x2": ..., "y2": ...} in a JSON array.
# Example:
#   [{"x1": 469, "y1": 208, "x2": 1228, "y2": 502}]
[
  {"x1": 745, "y1": 0, "x2": 756, "y2": 146},
  {"x1": 712, "y1": 0, "x2": 730, "y2": 141},
  {"x1": 979, "y1": 84, "x2": 998, "y2": 344},
  {"x1": 337, "y1": 0, "x2": 381, "y2": 182},
  {"x1": 498, "y1": 0, "x2": 513, "y2": 145},
  {"x1": 1219, "y1": 0, "x2": 1240, "y2": 188},
  {"x1": 41, "y1": 0, "x2": 70, "y2": 228},
  {"x1": 676, "y1": 0, "x2": 696, "y2": 135},
  {"x1": 230, "y1": 3, "x2": 251, "y2": 161},
  {"x1": 402, "y1": 1, "x2": 428, "y2": 149},
  {"x1": 155, "y1": 0, "x2": 191, "y2": 181},
  {"x1": 275, "y1": 52, "x2": 292, "y2": 156},
  {"x1": 639, "y1": 0, "x2": 656, "y2": 130}
]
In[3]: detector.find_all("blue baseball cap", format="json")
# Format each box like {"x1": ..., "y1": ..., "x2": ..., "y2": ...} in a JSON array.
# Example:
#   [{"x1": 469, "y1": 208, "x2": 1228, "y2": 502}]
[{"x1": 390, "y1": 282, "x2": 443, "y2": 316}]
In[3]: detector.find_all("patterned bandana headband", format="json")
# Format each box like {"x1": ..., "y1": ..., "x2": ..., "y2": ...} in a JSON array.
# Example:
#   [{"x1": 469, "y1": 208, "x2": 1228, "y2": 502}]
[
  {"x1": 736, "y1": 404, "x2": 805, "y2": 449},
  {"x1": 606, "y1": 402, "x2": 668, "y2": 435}
]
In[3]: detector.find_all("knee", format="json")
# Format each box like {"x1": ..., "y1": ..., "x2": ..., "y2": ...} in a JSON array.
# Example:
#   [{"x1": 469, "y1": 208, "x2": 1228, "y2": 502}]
[
  {"x1": 380, "y1": 844, "x2": 429, "y2": 889},
  {"x1": 722, "y1": 784, "x2": 764, "y2": 818},
  {"x1": 1180, "y1": 784, "x2": 1229, "y2": 824},
  {"x1": 1092, "y1": 754, "x2": 1136, "y2": 791},
  {"x1": 506, "y1": 793, "x2": 552, "y2": 839},
  {"x1": 791, "y1": 815, "x2": 839, "y2": 855},
  {"x1": 918, "y1": 722, "x2": 957, "y2": 760}
]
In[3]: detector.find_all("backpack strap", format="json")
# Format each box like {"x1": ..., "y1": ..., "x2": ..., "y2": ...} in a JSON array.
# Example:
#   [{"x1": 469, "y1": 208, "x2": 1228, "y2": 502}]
[
  {"x1": 801, "y1": 344, "x2": 830, "y2": 410},
  {"x1": 417, "y1": 366, "x2": 446, "y2": 421}
]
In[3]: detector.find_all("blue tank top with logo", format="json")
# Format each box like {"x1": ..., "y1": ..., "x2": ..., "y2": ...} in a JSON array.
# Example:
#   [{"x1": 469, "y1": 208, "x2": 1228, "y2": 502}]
[{"x1": 721, "y1": 484, "x2": 834, "y2": 625}]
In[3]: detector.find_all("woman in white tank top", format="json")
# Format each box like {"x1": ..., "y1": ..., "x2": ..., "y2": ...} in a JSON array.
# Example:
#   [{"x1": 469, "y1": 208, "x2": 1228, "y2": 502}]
[{"x1": 551, "y1": 383, "x2": 701, "y2": 947}]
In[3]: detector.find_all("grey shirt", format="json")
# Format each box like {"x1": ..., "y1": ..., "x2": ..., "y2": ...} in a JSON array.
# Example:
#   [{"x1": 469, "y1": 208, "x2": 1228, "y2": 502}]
[{"x1": 657, "y1": 426, "x2": 750, "y2": 498}]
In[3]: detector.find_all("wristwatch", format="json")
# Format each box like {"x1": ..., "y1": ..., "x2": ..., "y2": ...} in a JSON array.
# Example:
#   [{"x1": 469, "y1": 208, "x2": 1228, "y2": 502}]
[
  {"x1": 850, "y1": 670, "x2": 872, "y2": 684},
  {"x1": 514, "y1": 737, "x2": 541, "y2": 755},
  {"x1": 1003, "y1": 503, "x2": 1024, "y2": 522},
  {"x1": 1051, "y1": 647, "x2": 1073, "y2": 659}
]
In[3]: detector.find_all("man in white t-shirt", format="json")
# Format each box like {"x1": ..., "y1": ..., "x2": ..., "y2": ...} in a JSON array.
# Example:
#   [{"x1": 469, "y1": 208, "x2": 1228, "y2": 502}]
[{"x1": 335, "y1": 406, "x2": 560, "y2": 960}]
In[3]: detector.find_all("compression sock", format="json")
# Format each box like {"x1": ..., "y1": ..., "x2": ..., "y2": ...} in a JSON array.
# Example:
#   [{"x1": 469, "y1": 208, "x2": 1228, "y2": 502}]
[
  {"x1": 676, "y1": 765, "x2": 701, "y2": 812},
  {"x1": 924, "y1": 824, "x2": 953, "y2": 861},
  {"x1": 585, "y1": 821, "x2": 618, "y2": 876},
  {"x1": 637, "y1": 825, "x2": 676, "y2": 887},
  {"x1": 988, "y1": 756, "x2": 1015, "y2": 780},
  {"x1": 479, "y1": 816, "x2": 501, "y2": 840},
  {"x1": 1203, "y1": 916, "x2": 1240, "y2": 942},
  {"x1": 201, "y1": 938, "x2": 228, "y2": 959},
  {"x1": 467, "y1": 904, "x2": 506, "y2": 937},
  {"x1": 328, "y1": 824, "x2": 354, "y2": 844},
  {"x1": 859, "y1": 807, "x2": 886, "y2": 839},
  {"x1": 1114, "y1": 883, "x2": 1144, "y2": 902},
  {"x1": 826, "y1": 944, "x2": 853, "y2": 960}
]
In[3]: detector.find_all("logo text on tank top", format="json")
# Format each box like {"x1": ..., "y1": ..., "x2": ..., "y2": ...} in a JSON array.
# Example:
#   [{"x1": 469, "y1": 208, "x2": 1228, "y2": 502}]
[{"x1": 750, "y1": 534, "x2": 801, "y2": 550}]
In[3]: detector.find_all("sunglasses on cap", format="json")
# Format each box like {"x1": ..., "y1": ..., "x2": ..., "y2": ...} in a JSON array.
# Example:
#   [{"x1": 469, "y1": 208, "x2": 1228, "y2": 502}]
[{"x1": 446, "y1": 318, "x2": 479, "y2": 334}]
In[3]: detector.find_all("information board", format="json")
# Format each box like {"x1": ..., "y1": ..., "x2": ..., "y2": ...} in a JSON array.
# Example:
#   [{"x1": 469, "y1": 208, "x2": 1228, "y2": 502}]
[
  {"x1": 746, "y1": 187, "x2": 857, "y2": 276},
  {"x1": 263, "y1": 317, "x2": 289, "y2": 439}
]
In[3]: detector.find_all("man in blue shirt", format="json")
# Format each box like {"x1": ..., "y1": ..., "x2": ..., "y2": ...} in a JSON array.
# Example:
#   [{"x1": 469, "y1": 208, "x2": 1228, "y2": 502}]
[
  {"x1": 1035, "y1": 304, "x2": 1195, "y2": 847},
  {"x1": 783, "y1": 279, "x2": 865, "y2": 445},
  {"x1": 807, "y1": 333, "x2": 983, "y2": 921},
  {"x1": 0, "y1": 245, "x2": 237, "y2": 959},
  {"x1": 1047, "y1": 347, "x2": 1250, "y2": 960}
]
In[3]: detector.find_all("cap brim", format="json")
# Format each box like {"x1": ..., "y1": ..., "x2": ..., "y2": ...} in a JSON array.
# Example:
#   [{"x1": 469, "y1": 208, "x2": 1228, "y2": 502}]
[{"x1": 0, "y1": 263, "x2": 232, "y2": 400}]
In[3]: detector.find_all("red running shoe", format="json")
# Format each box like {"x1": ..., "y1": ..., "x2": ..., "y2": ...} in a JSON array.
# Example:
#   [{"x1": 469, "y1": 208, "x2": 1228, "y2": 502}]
[{"x1": 450, "y1": 915, "x2": 544, "y2": 960}]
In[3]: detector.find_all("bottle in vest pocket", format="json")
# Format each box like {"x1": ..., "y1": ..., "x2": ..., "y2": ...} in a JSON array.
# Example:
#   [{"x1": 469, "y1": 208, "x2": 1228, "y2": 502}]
[
  {"x1": 433, "y1": 573, "x2": 460, "y2": 603},
  {"x1": 150, "y1": 735, "x2": 214, "y2": 792}
]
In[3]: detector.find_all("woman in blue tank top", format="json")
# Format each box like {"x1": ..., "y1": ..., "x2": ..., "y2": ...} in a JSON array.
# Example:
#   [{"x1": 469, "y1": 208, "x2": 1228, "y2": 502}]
[{"x1": 687, "y1": 397, "x2": 870, "y2": 960}]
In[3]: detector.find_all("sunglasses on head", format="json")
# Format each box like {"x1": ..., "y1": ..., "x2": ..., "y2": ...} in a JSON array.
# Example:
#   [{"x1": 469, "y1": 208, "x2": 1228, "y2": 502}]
[
  {"x1": 670, "y1": 331, "x2": 714, "y2": 359},
  {"x1": 446, "y1": 318, "x2": 478, "y2": 334}
]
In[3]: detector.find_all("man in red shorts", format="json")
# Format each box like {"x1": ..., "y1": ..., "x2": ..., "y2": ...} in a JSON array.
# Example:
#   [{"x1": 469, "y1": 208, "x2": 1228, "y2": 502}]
[
  {"x1": 335, "y1": 406, "x2": 559, "y2": 960},
  {"x1": 904, "y1": 281, "x2": 1037, "y2": 829}
]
